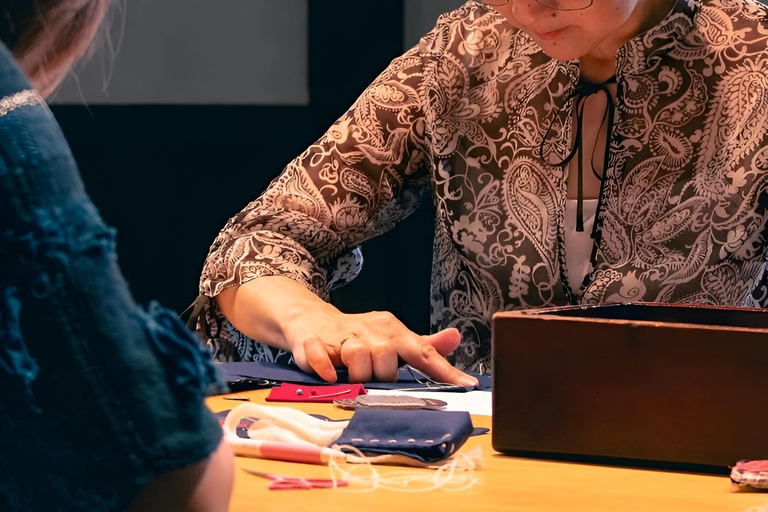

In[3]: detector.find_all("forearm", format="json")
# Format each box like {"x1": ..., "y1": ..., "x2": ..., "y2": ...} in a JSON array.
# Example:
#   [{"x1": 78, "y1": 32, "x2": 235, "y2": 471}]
[{"x1": 215, "y1": 276, "x2": 339, "y2": 352}]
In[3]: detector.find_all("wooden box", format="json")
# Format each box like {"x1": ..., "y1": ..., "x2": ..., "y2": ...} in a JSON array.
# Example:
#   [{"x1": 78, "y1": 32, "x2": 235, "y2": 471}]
[{"x1": 491, "y1": 303, "x2": 768, "y2": 471}]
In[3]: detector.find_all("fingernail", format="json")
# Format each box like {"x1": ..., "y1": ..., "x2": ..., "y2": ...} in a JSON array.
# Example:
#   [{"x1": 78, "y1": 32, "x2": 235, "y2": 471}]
[{"x1": 460, "y1": 376, "x2": 479, "y2": 388}]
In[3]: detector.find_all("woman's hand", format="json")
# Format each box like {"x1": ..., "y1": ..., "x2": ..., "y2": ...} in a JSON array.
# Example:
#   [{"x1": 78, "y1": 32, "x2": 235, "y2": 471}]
[
  {"x1": 216, "y1": 276, "x2": 479, "y2": 387},
  {"x1": 284, "y1": 309, "x2": 478, "y2": 386}
]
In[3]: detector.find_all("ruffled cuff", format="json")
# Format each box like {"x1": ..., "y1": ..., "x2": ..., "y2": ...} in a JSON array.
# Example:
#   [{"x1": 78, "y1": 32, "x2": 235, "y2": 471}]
[
  {"x1": 142, "y1": 301, "x2": 228, "y2": 396},
  {"x1": 200, "y1": 230, "x2": 330, "y2": 300}
]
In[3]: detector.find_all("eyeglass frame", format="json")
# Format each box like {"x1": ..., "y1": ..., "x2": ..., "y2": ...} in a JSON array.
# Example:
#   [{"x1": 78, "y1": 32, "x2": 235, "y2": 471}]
[{"x1": 479, "y1": 0, "x2": 595, "y2": 12}]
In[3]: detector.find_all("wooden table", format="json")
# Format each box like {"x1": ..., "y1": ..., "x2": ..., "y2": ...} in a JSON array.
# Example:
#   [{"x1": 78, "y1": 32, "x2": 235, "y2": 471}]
[{"x1": 207, "y1": 390, "x2": 767, "y2": 512}]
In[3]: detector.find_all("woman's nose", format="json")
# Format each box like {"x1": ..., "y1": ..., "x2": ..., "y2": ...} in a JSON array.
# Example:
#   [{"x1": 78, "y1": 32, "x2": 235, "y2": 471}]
[{"x1": 511, "y1": 0, "x2": 551, "y2": 24}]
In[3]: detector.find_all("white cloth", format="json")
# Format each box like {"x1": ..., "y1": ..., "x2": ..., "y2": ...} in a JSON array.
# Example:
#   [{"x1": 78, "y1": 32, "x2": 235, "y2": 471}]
[{"x1": 564, "y1": 199, "x2": 598, "y2": 296}]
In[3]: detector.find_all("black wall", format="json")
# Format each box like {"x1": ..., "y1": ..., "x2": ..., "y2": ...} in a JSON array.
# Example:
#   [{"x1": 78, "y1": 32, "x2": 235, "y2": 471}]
[{"x1": 51, "y1": 1, "x2": 435, "y2": 334}]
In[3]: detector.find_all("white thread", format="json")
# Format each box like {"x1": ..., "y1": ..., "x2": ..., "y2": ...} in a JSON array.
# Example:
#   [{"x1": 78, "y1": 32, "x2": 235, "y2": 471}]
[
  {"x1": 222, "y1": 403, "x2": 484, "y2": 492},
  {"x1": 741, "y1": 504, "x2": 768, "y2": 512},
  {"x1": 328, "y1": 444, "x2": 482, "y2": 493}
]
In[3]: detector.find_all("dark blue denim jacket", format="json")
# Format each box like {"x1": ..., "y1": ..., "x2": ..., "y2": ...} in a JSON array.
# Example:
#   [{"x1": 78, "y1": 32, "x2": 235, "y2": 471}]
[{"x1": 0, "y1": 43, "x2": 223, "y2": 511}]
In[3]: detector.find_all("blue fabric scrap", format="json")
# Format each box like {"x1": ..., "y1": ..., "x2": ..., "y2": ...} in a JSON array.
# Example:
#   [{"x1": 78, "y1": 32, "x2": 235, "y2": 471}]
[{"x1": 215, "y1": 360, "x2": 491, "y2": 391}]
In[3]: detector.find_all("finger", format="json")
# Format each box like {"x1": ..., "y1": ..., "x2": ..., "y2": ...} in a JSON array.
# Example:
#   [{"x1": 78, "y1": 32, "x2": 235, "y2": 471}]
[
  {"x1": 302, "y1": 335, "x2": 338, "y2": 383},
  {"x1": 421, "y1": 328, "x2": 461, "y2": 356},
  {"x1": 368, "y1": 338, "x2": 398, "y2": 383},
  {"x1": 399, "y1": 336, "x2": 478, "y2": 388},
  {"x1": 339, "y1": 337, "x2": 373, "y2": 383}
]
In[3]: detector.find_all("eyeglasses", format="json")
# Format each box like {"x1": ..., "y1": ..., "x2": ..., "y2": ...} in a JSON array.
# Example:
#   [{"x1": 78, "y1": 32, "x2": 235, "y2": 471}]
[{"x1": 478, "y1": 0, "x2": 594, "y2": 12}]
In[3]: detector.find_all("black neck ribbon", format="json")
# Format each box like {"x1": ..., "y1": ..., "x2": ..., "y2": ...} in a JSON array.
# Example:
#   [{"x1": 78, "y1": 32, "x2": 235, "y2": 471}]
[{"x1": 539, "y1": 76, "x2": 616, "y2": 232}]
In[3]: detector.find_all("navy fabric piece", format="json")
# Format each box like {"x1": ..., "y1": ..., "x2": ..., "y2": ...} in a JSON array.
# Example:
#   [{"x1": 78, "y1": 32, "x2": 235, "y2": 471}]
[
  {"x1": 0, "y1": 43, "x2": 223, "y2": 512},
  {"x1": 334, "y1": 408, "x2": 475, "y2": 463},
  {"x1": 217, "y1": 360, "x2": 492, "y2": 391}
]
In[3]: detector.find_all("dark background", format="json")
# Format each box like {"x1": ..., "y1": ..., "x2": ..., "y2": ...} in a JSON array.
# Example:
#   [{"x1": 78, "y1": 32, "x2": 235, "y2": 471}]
[{"x1": 51, "y1": 2, "x2": 435, "y2": 334}]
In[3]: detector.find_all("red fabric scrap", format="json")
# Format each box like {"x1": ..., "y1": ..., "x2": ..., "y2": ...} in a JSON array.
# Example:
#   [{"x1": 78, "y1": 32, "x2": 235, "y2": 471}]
[{"x1": 265, "y1": 382, "x2": 367, "y2": 403}]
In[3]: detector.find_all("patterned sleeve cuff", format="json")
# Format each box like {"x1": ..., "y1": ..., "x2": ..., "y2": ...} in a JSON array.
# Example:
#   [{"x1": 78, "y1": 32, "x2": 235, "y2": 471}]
[{"x1": 200, "y1": 230, "x2": 330, "y2": 301}]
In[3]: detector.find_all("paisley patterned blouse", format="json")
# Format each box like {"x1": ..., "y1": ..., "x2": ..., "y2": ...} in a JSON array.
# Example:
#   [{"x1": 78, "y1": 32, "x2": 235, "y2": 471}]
[{"x1": 198, "y1": 0, "x2": 768, "y2": 372}]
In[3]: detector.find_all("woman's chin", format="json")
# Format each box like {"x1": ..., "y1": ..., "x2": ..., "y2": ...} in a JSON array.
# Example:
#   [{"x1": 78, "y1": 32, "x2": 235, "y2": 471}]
[
  {"x1": 535, "y1": 40, "x2": 584, "y2": 62},
  {"x1": 526, "y1": 28, "x2": 588, "y2": 62}
]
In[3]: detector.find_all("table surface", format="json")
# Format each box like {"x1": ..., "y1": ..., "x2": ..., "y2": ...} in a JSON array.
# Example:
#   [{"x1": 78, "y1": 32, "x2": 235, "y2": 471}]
[{"x1": 207, "y1": 390, "x2": 767, "y2": 512}]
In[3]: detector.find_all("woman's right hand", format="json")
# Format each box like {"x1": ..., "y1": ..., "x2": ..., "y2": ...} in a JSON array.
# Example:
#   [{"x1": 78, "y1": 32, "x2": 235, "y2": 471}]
[
  {"x1": 283, "y1": 308, "x2": 478, "y2": 386},
  {"x1": 216, "y1": 276, "x2": 479, "y2": 387}
]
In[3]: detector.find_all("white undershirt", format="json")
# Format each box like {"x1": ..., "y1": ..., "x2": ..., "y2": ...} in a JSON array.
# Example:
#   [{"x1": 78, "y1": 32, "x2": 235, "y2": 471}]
[{"x1": 564, "y1": 199, "x2": 599, "y2": 296}]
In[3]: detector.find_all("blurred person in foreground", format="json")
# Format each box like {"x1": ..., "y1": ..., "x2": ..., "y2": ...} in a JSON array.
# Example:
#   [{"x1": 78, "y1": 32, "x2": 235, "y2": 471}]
[{"x1": 0, "y1": 1, "x2": 233, "y2": 510}]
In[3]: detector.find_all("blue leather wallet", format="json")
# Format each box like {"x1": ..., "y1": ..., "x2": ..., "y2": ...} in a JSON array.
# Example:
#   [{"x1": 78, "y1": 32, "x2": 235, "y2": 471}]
[{"x1": 333, "y1": 408, "x2": 475, "y2": 462}]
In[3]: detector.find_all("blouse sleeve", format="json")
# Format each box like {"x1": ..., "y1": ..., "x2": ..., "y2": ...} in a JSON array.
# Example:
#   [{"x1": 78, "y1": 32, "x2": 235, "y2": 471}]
[{"x1": 200, "y1": 43, "x2": 433, "y2": 300}]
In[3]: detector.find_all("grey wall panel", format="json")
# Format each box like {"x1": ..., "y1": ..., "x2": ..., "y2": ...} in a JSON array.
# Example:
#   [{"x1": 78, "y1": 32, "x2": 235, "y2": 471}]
[
  {"x1": 53, "y1": 0, "x2": 308, "y2": 105},
  {"x1": 404, "y1": 0, "x2": 466, "y2": 50}
]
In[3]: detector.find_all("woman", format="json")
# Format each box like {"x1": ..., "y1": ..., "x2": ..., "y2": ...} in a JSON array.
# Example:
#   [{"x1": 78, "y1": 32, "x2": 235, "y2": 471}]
[
  {"x1": 194, "y1": 0, "x2": 768, "y2": 382},
  {"x1": 0, "y1": 1, "x2": 233, "y2": 510}
]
